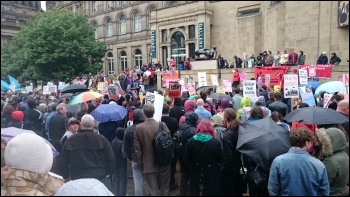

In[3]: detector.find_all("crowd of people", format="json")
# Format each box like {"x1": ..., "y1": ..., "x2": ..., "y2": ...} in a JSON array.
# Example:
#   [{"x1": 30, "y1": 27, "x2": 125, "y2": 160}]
[{"x1": 1, "y1": 75, "x2": 349, "y2": 196}]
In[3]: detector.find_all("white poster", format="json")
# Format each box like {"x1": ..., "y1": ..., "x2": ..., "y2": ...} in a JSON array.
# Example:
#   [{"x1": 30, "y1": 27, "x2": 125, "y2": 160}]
[
  {"x1": 223, "y1": 80, "x2": 232, "y2": 92},
  {"x1": 309, "y1": 67, "x2": 316, "y2": 77},
  {"x1": 145, "y1": 92, "x2": 164, "y2": 122},
  {"x1": 197, "y1": 72, "x2": 207, "y2": 87},
  {"x1": 25, "y1": 86, "x2": 33, "y2": 93},
  {"x1": 265, "y1": 74, "x2": 270, "y2": 86},
  {"x1": 58, "y1": 82, "x2": 66, "y2": 90},
  {"x1": 323, "y1": 93, "x2": 333, "y2": 108},
  {"x1": 211, "y1": 74, "x2": 219, "y2": 86},
  {"x1": 284, "y1": 74, "x2": 299, "y2": 98},
  {"x1": 243, "y1": 80, "x2": 257, "y2": 98},
  {"x1": 178, "y1": 78, "x2": 188, "y2": 92},
  {"x1": 49, "y1": 85, "x2": 57, "y2": 94},
  {"x1": 47, "y1": 82, "x2": 53, "y2": 87},
  {"x1": 43, "y1": 86, "x2": 50, "y2": 95},
  {"x1": 299, "y1": 69, "x2": 308, "y2": 85}
]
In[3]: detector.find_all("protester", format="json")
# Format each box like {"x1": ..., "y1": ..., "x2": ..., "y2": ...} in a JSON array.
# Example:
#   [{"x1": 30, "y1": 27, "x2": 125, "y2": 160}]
[
  {"x1": 271, "y1": 111, "x2": 290, "y2": 131},
  {"x1": 268, "y1": 92, "x2": 288, "y2": 117},
  {"x1": 259, "y1": 85, "x2": 269, "y2": 101},
  {"x1": 195, "y1": 99, "x2": 212, "y2": 120},
  {"x1": 221, "y1": 108, "x2": 244, "y2": 196},
  {"x1": 1, "y1": 133, "x2": 64, "y2": 196},
  {"x1": 317, "y1": 52, "x2": 328, "y2": 64},
  {"x1": 316, "y1": 128, "x2": 349, "y2": 196},
  {"x1": 54, "y1": 178, "x2": 114, "y2": 196},
  {"x1": 60, "y1": 117, "x2": 80, "y2": 146},
  {"x1": 112, "y1": 127, "x2": 127, "y2": 196},
  {"x1": 169, "y1": 98, "x2": 185, "y2": 124},
  {"x1": 59, "y1": 114, "x2": 115, "y2": 190},
  {"x1": 210, "y1": 114, "x2": 226, "y2": 149},
  {"x1": 134, "y1": 103, "x2": 171, "y2": 196},
  {"x1": 232, "y1": 88, "x2": 243, "y2": 111},
  {"x1": 236, "y1": 97, "x2": 251, "y2": 122},
  {"x1": 49, "y1": 103, "x2": 68, "y2": 151},
  {"x1": 183, "y1": 120, "x2": 223, "y2": 196},
  {"x1": 336, "y1": 100, "x2": 349, "y2": 135},
  {"x1": 232, "y1": 69, "x2": 240, "y2": 88},
  {"x1": 217, "y1": 98, "x2": 231, "y2": 113},
  {"x1": 330, "y1": 52, "x2": 342, "y2": 65},
  {"x1": 26, "y1": 98, "x2": 43, "y2": 137},
  {"x1": 268, "y1": 127, "x2": 329, "y2": 196},
  {"x1": 7, "y1": 110, "x2": 30, "y2": 129},
  {"x1": 123, "y1": 109, "x2": 145, "y2": 196},
  {"x1": 247, "y1": 106, "x2": 265, "y2": 123}
]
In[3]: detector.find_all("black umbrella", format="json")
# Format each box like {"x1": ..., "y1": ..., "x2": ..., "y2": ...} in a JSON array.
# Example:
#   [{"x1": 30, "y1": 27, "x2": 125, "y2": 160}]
[
  {"x1": 196, "y1": 86, "x2": 214, "y2": 92},
  {"x1": 59, "y1": 93, "x2": 74, "y2": 99},
  {"x1": 284, "y1": 106, "x2": 348, "y2": 125},
  {"x1": 208, "y1": 93, "x2": 232, "y2": 100},
  {"x1": 237, "y1": 117, "x2": 290, "y2": 171},
  {"x1": 61, "y1": 83, "x2": 88, "y2": 94},
  {"x1": 66, "y1": 104, "x2": 79, "y2": 118}
]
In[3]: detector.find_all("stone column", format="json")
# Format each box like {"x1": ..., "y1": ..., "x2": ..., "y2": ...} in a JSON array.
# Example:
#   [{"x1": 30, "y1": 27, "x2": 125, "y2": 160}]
[{"x1": 185, "y1": 43, "x2": 189, "y2": 58}]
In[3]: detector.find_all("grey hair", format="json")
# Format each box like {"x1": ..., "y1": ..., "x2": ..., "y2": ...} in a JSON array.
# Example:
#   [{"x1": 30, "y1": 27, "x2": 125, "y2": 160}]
[
  {"x1": 56, "y1": 103, "x2": 66, "y2": 112},
  {"x1": 196, "y1": 99, "x2": 204, "y2": 107},
  {"x1": 143, "y1": 103, "x2": 155, "y2": 118},
  {"x1": 80, "y1": 114, "x2": 95, "y2": 129}
]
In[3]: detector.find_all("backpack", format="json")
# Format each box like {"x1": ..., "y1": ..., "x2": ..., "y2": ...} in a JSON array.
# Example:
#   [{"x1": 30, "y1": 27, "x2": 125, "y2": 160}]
[
  {"x1": 153, "y1": 122, "x2": 174, "y2": 166},
  {"x1": 173, "y1": 125, "x2": 191, "y2": 160},
  {"x1": 203, "y1": 100, "x2": 216, "y2": 115}
]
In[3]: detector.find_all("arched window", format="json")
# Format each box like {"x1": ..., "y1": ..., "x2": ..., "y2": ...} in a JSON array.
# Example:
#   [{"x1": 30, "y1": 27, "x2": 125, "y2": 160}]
[
  {"x1": 134, "y1": 49, "x2": 142, "y2": 67},
  {"x1": 147, "y1": 6, "x2": 156, "y2": 29},
  {"x1": 119, "y1": 15, "x2": 126, "y2": 35},
  {"x1": 133, "y1": 11, "x2": 141, "y2": 32},
  {"x1": 92, "y1": 1, "x2": 97, "y2": 13},
  {"x1": 106, "y1": 18, "x2": 112, "y2": 36},
  {"x1": 107, "y1": 52, "x2": 114, "y2": 75},
  {"x1": 171, "y1": 31, "x2": 186, "y2": 68},
  {"x1": 120, "y1": 51, "x2": 127, "y2": 71},
  {"x1": 91, "y1": 21, "x2": 98, "y2": 39}
]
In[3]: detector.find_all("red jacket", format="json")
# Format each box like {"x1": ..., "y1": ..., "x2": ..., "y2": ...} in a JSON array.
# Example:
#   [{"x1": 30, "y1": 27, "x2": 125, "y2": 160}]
[
  {"x1": 288, "y1": 53, "x2": 298, "y2": 64},
  {"x1": 232, "y1": 72, "x2": 240, "y2": 82},
  {"x1": 291, "y1": 122, "x2": 316, "y2": 153}
]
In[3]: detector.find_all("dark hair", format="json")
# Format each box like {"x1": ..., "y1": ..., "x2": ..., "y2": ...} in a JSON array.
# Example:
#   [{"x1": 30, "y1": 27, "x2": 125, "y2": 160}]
[
  {"x1": 262, "y1": 85, "x2": 267, "y2": 90},
  {"x1": 331, "y1": 52, "x2": 336, "y2": 56},
  {"x1": 300, "y1": 51, "x2": 304, "y2": 55},
  {"x1": 250, "y1": 106, "x2": 265, "y2": 120},
  {"x1": 162, "y1": 103, "x2": 170, "y2": 114},
  {"x1": 174, "y1": 98, "x2": 182, "y2": 106},
  {"x1": 255, "y1": 101, "x2": 263, "y2": 106},
  {"x1": 268, "y1": 91, "x2": 275, "y2": 99},
  {"x1": 65, "y1": 117, "x2": 80, "y2": 129},
  {"x1": 223, "y1": 108, "x2": 240, "y2": 131},
  {"x1": 331, "y1": 94, "x2": 342, "y2": 102},
  {"x1": 234, "y1": 88, "x2": 240, "y2": 94},
  {"x1": 274, "y1": 92, "x2": 282, "y2": 100},
  {"x1": 200, "y1": 91, "x2": 207, "y2": 100},
  {"x1": 298, "y1": 103, "x2": 309, "y2": 108},
  {"x1": 103, "y1": 94, "x2": 109, "y2": 99},
  {"x1": 125, "y1": 94, "x2": 131, "y2": 101},
  {"x1": 271, "y1": 111, "x2": 283, "y2": 122},
  {"x1": 87, "y1": 103, "x2": 96, "y2": 114},
  {"x1": 115, "y1": 127, "x2": 125, "y2": 140},
  {"x1": 319, "y1": 91, "x2": 326, "y2": 99},
  {"x1": 27, "y1": 98, "x2": 37, "y2": 109},
  {"x1": 290, "y1": 128, "x2": 316, "y2": 148}
]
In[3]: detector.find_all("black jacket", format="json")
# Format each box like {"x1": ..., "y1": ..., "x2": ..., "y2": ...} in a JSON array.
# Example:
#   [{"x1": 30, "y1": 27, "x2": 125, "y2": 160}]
[
  {"x1": 59, "y1": 129, "x2": 115, "y2": 180},
  {"x1": 98, "y1": 121, "x2": 119, "y2": 144},
  {"x1": 49, "y1": 112, "x2": 68, "y2": 142},
  {"x1": 25, "y1": 108, "x2": 43, "y2": 131},
  {"x1": 169, "y1": 105, "x2": 185, "y2": 123},
  {"x1": 222, "y1": 129, "x2": 241, "y2": 173},
  {"x1": 330, "y1": 56, "x2": 341, "y2": 65},
  {"x1": 179, "y1": 113, "x2": 198, "y2": 143},
  {"x1": 112, "y1": 137, "x2": 127, "y2": 169},
  {"x1": 161, "y1": 115, "x2": 178, "y2": 137},
  {"x1": 317, "y1": 55, "x2": 328, "y2": 64}
]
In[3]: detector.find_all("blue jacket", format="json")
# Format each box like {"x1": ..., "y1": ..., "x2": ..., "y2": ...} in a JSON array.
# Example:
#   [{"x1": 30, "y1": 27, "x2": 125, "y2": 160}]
[
  {"x1": 195, "y1": 107, "x2": 212, "y2": 120},
  {"x1": 268, "y1": 149, "x2": 329, "y2": 196}
]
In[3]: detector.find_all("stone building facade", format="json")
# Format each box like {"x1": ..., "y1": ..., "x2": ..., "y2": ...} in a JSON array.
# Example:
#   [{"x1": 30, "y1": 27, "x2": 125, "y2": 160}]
[
  {"x1": 1, "y1": 1, "x2": 41, "y2": 47},
  {"x1": 56, "y1": 1, "x2": 349, "y2": 76}
]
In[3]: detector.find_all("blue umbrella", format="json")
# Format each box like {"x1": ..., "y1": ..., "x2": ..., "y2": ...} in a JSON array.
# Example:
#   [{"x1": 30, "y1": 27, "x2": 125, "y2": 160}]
[
  {"x1": 307, "y1": 81, "x2": 321, "y2": 89},
  {"x1": 91, "y1": 104, "x2": 128, "y2": 123},
  {"x1": 315, "y1": 81, "x2": 344, "y2": 95}
]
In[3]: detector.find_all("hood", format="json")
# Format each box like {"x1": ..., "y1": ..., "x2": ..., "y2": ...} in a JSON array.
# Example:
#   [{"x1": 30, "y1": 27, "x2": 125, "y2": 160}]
[
  {"x1": 210, "y1": 114, "x2": 224, "y2": 127},
  {"x1": 274, "y1": 85, "x2": 281, "y2": 93},
  {"x1": 241, "y1": 97, "x2": 251, "y2": 108},
  {"x1": 220, "y1": 98, "x2": 230, "y2": 109},
  {"x1": 184, "y1": 113, "x2": 199, "y2": 127},
  {"x1": 184, "y1": 100, "x2": 195, "y2": 113},
  {"x1": 325, "y1": 128, "x2": 347, "y2": 153},
  {"x1": 54, "y1": 178, "x2": 114, "y2": 196},
  {"x1": 252, "y1": 96, "x2": 265, "y2": 106},
  {"x1": 11, "y1": 110, "x2": 24, "y2": 122},
  {"x1": 133, "y1": 109, "x2": 145, "y2": 124},
  {"x1": 193, "y1": 133, "x2": 212, "y2": 142},
  {"x1": 316, "y1": 128, "x2": 333, "y2": 159}
]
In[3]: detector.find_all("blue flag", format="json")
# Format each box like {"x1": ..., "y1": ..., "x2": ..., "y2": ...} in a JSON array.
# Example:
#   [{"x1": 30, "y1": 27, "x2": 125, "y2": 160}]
[
  {"x1": 8, "y1": 75, "x2": 21, "y2": 92},
  {"x1": 1, "y1": 80, "x2": 9, "y2": 91}
]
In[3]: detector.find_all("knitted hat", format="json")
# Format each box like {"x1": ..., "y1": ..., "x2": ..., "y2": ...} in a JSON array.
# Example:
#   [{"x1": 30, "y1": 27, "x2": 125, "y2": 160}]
[
  {"x1": 11, "y1": 111, "x2": 24, "y2": 122},
  {"x1": 54, "y1": 178, "x2": 114, "y2": 196},
  {"x1": 5, "y1": 133, "x2": 53, "y2": 175}
]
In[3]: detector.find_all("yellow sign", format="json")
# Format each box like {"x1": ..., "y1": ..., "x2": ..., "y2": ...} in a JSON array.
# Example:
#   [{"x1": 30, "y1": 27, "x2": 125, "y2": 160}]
[
  {"x1": 216, "y1": 86, "x2": 226, "y2": 94},
  {"x1": 97, "y1": 82, "x2": 104, "y2": 91},
  {"x1": 139, "y1": 92, "x2": 144, "y2": 105}
]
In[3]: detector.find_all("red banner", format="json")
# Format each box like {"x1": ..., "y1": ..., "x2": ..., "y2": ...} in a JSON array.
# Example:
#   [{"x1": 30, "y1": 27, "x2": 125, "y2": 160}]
[
  {"x1": 254, "y1": 66, "x2": 289, "y2": 86},
  {"x1": 298, "y1": 65, "x2": 333, "y2": 79}
]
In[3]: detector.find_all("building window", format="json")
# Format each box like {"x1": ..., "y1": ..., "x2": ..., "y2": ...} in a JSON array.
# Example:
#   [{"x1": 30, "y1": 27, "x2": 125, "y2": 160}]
[
  {"x1": 91, "y1": 21, "x2": 98, "y2": 39},
  {"x1": 106, "y1": 18, "x2": 113, "y2": 36},
  {"x1": 120, "y1": 51, "x2": 127, "y2": 71},
  {"x1": 237, "y1": 7, "x2": 261, "y2": 18},
  {"x1": 162, "y1": 29, "x2": 167, "y2": 43},
  {"x1": 119, "y1": 15, "x2": 126, "y2": 35},
  {"x1": 189, "y1": 43, "x2": 196, "y2": 59},
  {"x1": 162, "y1": 46, "x2": 168, "y2": 70},
  {"x1": 119, "y1": 1, "x2": 126, "y2": 6},
  {"x1": 107, "y1": 52, "x2": 114, "y2": 75},
  {"x1": 107, "y1": 1, "x2": 113, "y2": 9},
  {"x1": 92, "y1": 1, "x2": 97, "y2": 13},
  {"x1": 189, "y1": 25, "x2": 195, "y2": 39},
  {"x1": 171, "y1": 31, "x2": 186, "y2": 68},
  {"x1": 147, "y1": 6, "x2": 156, "y2": 30},
  {"x1": 134, "y1": 49, "x2": 142, "y2": 68},
  {"x1": 133, "y1": 11, "x2": 141, "y2": 32}
]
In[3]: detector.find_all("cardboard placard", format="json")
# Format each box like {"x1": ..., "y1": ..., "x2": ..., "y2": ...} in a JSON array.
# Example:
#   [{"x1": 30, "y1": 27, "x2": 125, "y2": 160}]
[
  {"x1": 243, "y1": 80, "x2": 257, "y2": 98},
  {"x1": 198, "y1": 72, "x2": 207, "y2": 87},
  {"x1": 284, "y1": 74, "x2": 299, "y2": 98},
  {"x1": 168, "y1": 81, "x2": 181, "y2": 98}
]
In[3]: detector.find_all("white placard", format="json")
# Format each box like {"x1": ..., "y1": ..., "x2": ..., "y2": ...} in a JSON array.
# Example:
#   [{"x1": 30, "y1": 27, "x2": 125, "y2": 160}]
[
  {"x1": 265, "y1": 74, "x2": 270, "y2": 86},
  {"x1": 223, "y1": 80, "x2": 232, "y2": 92},
  {"x1": 47, "y1": 82, "x2": 53, "y2": 87},
  {"x1": 49, "y1": 85, "x2": 57, "y2": 94},
  {"x1": 58, "y1": 82, "x2": 66, "y2": 90},
  {"x1": 343, "y1": 74, "x2": 349, "y2": 95},
  {"x1": 43, "y1": 86, "x2": 50, "y2": 95},
  {"x1": 211, "y1": 74, "x2": 219, "y2": 86},
  {"x1": 25, "y1": 86, "x2": 33, "y2": 93},
  {"x1": 309, "y1": 67, "x2": 316, "y2": 77},
  {"x1": 198, "y1": 72, "x2": 207, "y2": 87},
  {"x1": 145, "y1": 92, "x2": 164, "y2": 122},
  {"x1": 323, "y1": 93, "x2": 333, "y2": 108},
  {"x1": 284, "y1": 74, "x2": 299, "y2": 98},
  {"x1": 299, "y1": 69, "x2": 308, "y2": 85},
  {"x1": 243, "y1": 80, "x2": 257, "y2": 98}
]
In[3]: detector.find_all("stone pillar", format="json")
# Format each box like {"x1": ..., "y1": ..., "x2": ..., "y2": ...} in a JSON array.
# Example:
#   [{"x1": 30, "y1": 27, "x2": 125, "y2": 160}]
[{"x1": 185, "y1": 43, "x2": 189, "y2": 58}]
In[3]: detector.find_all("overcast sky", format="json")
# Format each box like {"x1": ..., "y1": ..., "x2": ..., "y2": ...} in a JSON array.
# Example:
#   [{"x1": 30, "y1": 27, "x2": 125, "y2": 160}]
[{"x1": 41, "y1": 1, "x2": 46, "y2": 11}]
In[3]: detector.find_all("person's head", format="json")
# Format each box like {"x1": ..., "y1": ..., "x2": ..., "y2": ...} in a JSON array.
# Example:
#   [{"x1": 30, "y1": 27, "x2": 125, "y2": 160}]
[
  {"x1": 298, "y1": 103, "x2": 309, "y2": 108},
  {"x1": 249, "y1": 106, "x2": 265, "y2": 120},
  {"x1": 274, "y1": 92, "x2": 282, "y2": 101},
  {"x1": 319, "y1": 91, "x2": 325, "y2": 100},
  {"x1": 143, "y1": 103, "x2": 155, "y2": 118},
  {"x1": 290, "y1": 127, "x2": 317, "y2": 149},
  {"x1": 162, "y1": 103, "x2": 170, "y2": 115},
  {"x1": 299, "y1": 51, "x2": 304, "y2": 55},
  {"x1": 11, "y1": 111, "x2": 24, "y2": 123},
  {"x1": 115, "y1": 127, "x2": 125, "y2": 140},
  {"x1": 331, "y1": 52, "x2": 336, "y2": 57},
  {"x1": 322, "y1": 51, "x2": 327, "y2": 56},
  {"x1": 271, "y1": 111, "x2": 283, "y2": 123},
  {"x1": 336, "y1": 100, "x2": 349, "y2": 116},
  {"x1": 262, "y1": 85, "x2": 267, "y2": 91},
  {"x1": 27, "y1": 98, "x2": 37, "y2": 109},
  {"x1": 2, "y1": 103, "x2": 14, "y2": 116},
  {"x1": 174, "y1": 98, "x2": 182, "y2": 106},
  {"x1": 331, "y1": 94, "x2": 342, "y2": 103},
  {"x1": 56, "y1": 103, "x2": 67, "y2": 116},
  {"x1": 210, "y1": 114, "x2": 224, "y2": 127},
  {"x1": 290, "y1": 49, "x2": 294, "y2": 53},
  {"x1": 5, "y1": 133, "x2": 53, "y2": 175},
  {"x1": 54, "y1": 178, "x2": 114, "y2": 196},
  {"x1": 276, "y1": 51, "x2": 280, "y2": 55},
  {"x1": 223, "y1": 108, "x2": 240, "y2": 131},
  {"x1": 274, "y1": 85, "x2": 281, "y2": 93},
  {"x1": 80, "y1": 114, "x2": 95, "y2": 130},
  {"x1": 196, "y1": 99, "x2": 204, "y2": 107},
  {"x1": 125, "y1": 94, "x2": 131, "y2": 101},
  {"x1": 234, "y1": 87, "x2": 240, "y2": 94},
  {"x1": 66, "y1": 117, "x2": 80, "y2": 133},
  {"x1": 195, "y1": 120, "x2": 216, "y2": 138},
  {"x1": 200, "y1": 91, "x2": 207, "y2": 101}
]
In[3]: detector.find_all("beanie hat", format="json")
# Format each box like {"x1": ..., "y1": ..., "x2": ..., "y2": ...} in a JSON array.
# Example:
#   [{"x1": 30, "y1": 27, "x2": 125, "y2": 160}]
[
  {"x1": 274, "y1": 85, "x2": 281, "y2": 93},
  {"x1": 5, "y1": 133, "x2": 53, "y2": 175},
  {"x1": 54, "y1": 178, "x2": 114, "y2": 196},
  {"x1": 11, "y1": 111, "x2": 24, "y2": 122}
]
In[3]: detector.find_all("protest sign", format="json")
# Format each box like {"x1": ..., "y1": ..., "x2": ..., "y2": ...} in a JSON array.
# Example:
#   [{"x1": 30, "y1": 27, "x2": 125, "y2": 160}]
[
  {"x1": 198, "y1": 72, "x2": 207, "y2": 87},
  {"x1": 168, "y1": 81, "x2": 181, "y2": 98},
  {"x1": 254, "y1": 66, "x2": 289, "y2": 86},
  {"x1": 43, "y1": 86, "x2": 50, "y2": 95},
  {"x1": 178, "y1": 78, "x2": 187, "y2": 93},
  {"x1": 58, "y1": 82, "x2": 66, "y2": 90},
  {"x1": 239, "y1": 72, "x2": 247, "y2": 82},
  {"x1": 47, "y1": 82, "x2": 53, "y2": 87},
  {"x1": 223, "y1": 80, "x2": 232, "y2": 92},
  {"x1": 162, "y1": 70, "x2": 179, "y2": 88},
  {"x1": 265, "y1": 74, "x2": 270, "y2": 87},
  {"x1": 299, "y1": 86, "x2": 316, "y2": 106},
  {"x1": 323, "y1": 93, "x2": 333, "y2": 108},
  {"x1": 25, "y1": 86, "x2": 33, "y2": 93},
  {"x1": 187, "y1": 83, "x2": 196, "y2": 95},
  {"x1": 145, "y1": 92, "x2": 164, "y2": 121},
  {"x1": 216, "y1": 86, "x2": 226, "y2": 94},
  {"x1": 211, "y1": 75, "x2": 219, "y2": 86},
  {"x1": 298, "y1": 69, "x2": 308, "y2": 85},
  {"x1": 284, "y1": 74, "x2": 299, "y2": 98},
  {"x1": 298, "y1": 65, "x2": 332, "y2": 78},
  {"x1": 97, "y1": 82, "x2": 104, "y2": 91},
  {"x1": 49, "y1": 85, "x2": 57, "y2": 94},
  {"x1": 243, "y1": 80, "x2": 257, "y2": 97}
]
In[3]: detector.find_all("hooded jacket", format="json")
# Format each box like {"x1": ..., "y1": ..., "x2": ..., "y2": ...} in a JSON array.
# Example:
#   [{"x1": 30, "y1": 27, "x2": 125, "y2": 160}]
[
  {"x1": 179, "y1": 113, "x2": 198, "y2": 145},
  {"x1": 317, "y1": 128, "x2": 349, "y2": 196},
  {"x1": 179, "y1": 100, "x2": 195, "y2": 125},
  {"x1": 217, "y1": 98, "x2": 230, "y2": 113},
  {"x1": 236, "y1": 97, "x2": 251, "y2": 120},
  {"x1": 210, "y1": 114, "x2": 226, "y2": 149}
]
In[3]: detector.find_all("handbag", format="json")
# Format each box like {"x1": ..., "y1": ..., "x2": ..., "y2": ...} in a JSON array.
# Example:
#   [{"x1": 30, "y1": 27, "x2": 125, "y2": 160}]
[{"x1": 244, "y1": 165, "x2": 268, "y2": 188}]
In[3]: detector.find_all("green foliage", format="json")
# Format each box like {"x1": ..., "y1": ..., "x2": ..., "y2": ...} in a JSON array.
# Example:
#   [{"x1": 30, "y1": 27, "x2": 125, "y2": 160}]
[{"x1": 1, "y1": 9, "x2": 107, "y2": 83}]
